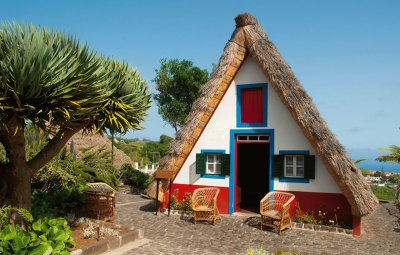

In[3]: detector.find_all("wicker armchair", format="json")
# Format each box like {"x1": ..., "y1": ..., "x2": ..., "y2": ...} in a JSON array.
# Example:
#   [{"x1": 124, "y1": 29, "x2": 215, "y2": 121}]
[
  {"x1": 260, "y1": 191, "x2": 295, "y2": 234},
  {"x1": 191, "y1": 187, "x2": 221, "y2": 224}
]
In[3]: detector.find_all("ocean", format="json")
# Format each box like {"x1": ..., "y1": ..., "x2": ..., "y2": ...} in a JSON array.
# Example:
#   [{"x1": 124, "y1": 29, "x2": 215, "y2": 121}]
[{"x1": 348, "y1": 148, "x2": 400, "y2": 173}]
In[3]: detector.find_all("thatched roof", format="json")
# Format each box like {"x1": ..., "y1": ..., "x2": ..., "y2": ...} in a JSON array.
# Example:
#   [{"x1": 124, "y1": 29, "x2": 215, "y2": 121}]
[
  {"x1": 84, "y1": 182, "x2": 115, "y2": 194},
  {"x1": 66, "y1": 132, "x2": 135, "y2": 169},
  {"x1": 149, "y1": 13, "x2": 378, "y2": 217}
]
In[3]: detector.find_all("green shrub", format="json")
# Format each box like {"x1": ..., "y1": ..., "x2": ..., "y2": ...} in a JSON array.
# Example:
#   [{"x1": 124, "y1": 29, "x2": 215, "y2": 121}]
[
  {"x1": 371, "y1": 185, "x2": 396, "y2": 201},
  {"x1": 32, "y1": 187, "x2": 85, "y2": 219},
  {"x1": 32, "y1": 159, "x2": 79, "y2": 192},
  {"x1": 170, "y1": 190, "x2": 192, "y2": 212},
  {"x1": 32, "y1": 218, "x2": 75, "y2": 252},
  {"x1": 0, "y1": 206, "x2": 33, "y2": 230},
  {"x1": 32, "y1": 146, "x2": 121, "y2": 193},
  {"x1": 121, "y1": 164, "x2": 153, "y2": 190},
  {"x1": 0, "y1": 217, "x2": 74, "y2": 255},
  {"x1": 293, "y1": 203, "x2": 349, "y2": 228},
  {"x1": 295, "y1": 213, "x2": 318, "y2": 225}
]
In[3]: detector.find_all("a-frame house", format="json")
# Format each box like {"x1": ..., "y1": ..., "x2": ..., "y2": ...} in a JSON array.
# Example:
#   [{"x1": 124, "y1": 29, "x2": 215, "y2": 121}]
[{"x1": 150, "y1": 13, "x2": 378, "y2": 235}]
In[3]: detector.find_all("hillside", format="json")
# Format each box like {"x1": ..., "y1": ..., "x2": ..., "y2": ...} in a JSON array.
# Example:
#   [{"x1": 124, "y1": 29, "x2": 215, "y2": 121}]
[{"x1": 65, "y1": 132, "x2": 135, "y2": 169}]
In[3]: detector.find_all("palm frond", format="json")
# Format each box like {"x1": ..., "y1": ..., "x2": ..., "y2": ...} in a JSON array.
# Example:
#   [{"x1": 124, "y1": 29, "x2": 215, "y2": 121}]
[
  {"x1": 376, "y1": 145, "x2": 400, "y2": 164},
  {"x1": 354, "y1": 158, "x2": 368, "y2": 164}
]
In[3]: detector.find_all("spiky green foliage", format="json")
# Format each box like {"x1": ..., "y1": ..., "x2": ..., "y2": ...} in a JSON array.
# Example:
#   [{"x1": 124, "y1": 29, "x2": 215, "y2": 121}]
[
  {"x1": 376, "y1": 145, "x2": 400, "y2": 164},
  {"x1": 94, "y1": 59, "x2": 151, "y2": 134},
  {"x1": 0, "y1": 22, "x2": 150, "y2": 211},
  {"x1": 0, "y1": 22, "x2": 150, "y2": 135},
  {"x1": 0, "y1": 22, "x2": 104, "y2": 133}
]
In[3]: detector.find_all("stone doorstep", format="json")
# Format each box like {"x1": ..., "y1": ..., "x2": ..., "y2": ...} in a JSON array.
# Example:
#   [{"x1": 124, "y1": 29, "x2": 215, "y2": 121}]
[{"x1": 70, "y1": 227, "x2": 143, "y2": 255}]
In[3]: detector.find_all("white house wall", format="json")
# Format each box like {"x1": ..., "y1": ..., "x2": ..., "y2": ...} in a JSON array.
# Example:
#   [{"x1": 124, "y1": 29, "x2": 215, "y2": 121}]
[
  {"x1": 173, "y1": 71, "x2": 236, "y2": 187},
  {"x1": 174, "y1": 56, "x2": 341, "y2": 194}
]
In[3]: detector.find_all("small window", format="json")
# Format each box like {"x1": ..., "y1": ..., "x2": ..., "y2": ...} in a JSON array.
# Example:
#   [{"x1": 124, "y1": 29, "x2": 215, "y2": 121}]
[
  {"x1": 237, "y1": 84, "x2": 268, "y2": 127},
  {"x1": 249, "y1": 136, "x2": 258, "y2": 141},
  {"x1": 238, "y1": 135, "x2": 247, "y2": 141},
  {"x1": 206, "y1": 154, "x2": 222, "y2": 175},
  {"x1": 241, "y1": 87, "x2": 264, "y2": 123},
  {"x1": 284, "y1": 155, "x2": 304, "y2": 178},
  {"x1": 273, "y1": 153, "x2": 315, "y2": 180},
  {"x1": 236, "y1": 135, "x2": 269, "y2": 142},
  {"x1": 196, "y1": 152, "x2": 230, "y2": 176}
]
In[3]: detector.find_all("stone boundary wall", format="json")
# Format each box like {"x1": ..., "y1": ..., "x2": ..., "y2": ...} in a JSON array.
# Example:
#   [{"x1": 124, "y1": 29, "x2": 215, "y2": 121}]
[{"x1": 291, "y1": 222, "x2": 352, "y2": 235}]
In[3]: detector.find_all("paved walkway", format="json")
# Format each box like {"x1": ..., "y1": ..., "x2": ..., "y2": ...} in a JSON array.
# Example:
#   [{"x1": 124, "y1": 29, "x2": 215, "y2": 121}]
[{"x1": 115, "y1": 193, "x2": 400, "y2": 255}]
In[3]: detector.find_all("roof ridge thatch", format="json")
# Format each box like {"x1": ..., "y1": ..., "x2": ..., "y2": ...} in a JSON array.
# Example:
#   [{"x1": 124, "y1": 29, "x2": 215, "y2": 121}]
[{"x1": 149, "y1": 13, "x2": 378, "y2": 217}]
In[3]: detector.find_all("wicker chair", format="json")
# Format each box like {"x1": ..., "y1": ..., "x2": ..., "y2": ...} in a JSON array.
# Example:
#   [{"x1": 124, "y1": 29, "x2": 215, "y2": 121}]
[
  {"x1": 260, "y1": 191, "x2": 295, "y2": 234},
  {"x1": 191, "y1": 187, "x2": 221, "y2": 224}
]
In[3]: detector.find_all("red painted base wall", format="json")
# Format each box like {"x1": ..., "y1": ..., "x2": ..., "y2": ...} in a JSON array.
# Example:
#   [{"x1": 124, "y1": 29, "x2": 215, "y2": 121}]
[
  {"x1": 277, "y1": 190, "x2": 353, "y2": 227},
  {"x1": 165, "y1": 183, "x2": 230, "y2": 214},
  {"x1": 162, "y1": 185, "x2": 354, "y2": 230}
]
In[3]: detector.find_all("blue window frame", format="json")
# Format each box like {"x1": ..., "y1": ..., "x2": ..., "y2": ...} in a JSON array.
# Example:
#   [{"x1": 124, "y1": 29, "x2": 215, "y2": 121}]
[
  {"x1": 236, "y1": 83, "x2": 268, "y2": 127},
  {"x1": 199, "y1": 149, "x2": 227, "y2": 178},
  {"x1": 278, "y1": 150, "x2": 311, "y2": 183}
]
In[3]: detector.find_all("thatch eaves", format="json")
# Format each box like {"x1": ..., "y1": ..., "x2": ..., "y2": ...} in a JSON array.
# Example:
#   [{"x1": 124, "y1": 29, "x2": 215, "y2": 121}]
[{"x1": 150, "y1": 13, "x2": 378, "y2": 217}]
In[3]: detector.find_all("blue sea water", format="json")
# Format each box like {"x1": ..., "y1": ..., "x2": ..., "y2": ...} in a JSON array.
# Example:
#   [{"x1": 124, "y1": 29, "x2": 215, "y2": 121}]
[
  {"x1": 347, "y1": 148, "x2": 400, "y2": 173},
  {"x1": 358, "y1": 161, "x2": 400, "y2": 173}
]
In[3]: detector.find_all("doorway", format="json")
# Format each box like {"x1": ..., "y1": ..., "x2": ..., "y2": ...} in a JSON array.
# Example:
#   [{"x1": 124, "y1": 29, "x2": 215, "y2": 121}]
[{"x1": 236, "y1": 135, "x2": 270, "y2": 212}]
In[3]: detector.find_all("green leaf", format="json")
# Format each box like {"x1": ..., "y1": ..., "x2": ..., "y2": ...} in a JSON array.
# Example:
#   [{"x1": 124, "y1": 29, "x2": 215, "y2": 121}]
[
  {"x1": 32, "y1": 220, "x2": 43, "y2": 232},
  {"x1": 0, "y1": 225, "x2": 17, "y2": 241},
  {"x1": 53, "y1": 240, "x2": 65, "y2": 252},
  {"x1": 28, "y1": 231, "x2": 37, "y2": 241},
  {"x1": 29, "y1": 242, "x2": 52, "y2": 255},
  {"x1": 49, "y1": 225, "x2": 60, "y2": 236},
  {"x1": 16, "y1": 232, "x2": 30, "y2": 248},
  {"x1": 38, "y1": 234, "x2": 48, "y2": 242}
]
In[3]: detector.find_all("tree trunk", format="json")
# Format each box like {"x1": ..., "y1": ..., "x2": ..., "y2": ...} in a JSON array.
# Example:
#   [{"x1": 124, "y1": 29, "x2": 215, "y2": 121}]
[
  {"x1": 0, "y1": 115, "x2": 31, "y2": 210},
  {"x1": 0, "y1": 116, "x2": 83, "y2": 211},
  {"x1": 0, "y1": 164, "x2": 32, "y2": 211}
]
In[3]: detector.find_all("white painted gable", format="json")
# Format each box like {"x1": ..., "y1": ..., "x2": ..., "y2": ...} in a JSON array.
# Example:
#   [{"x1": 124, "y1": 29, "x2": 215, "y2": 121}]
[{"x1": 174, "y1": 56, "x2": 341, "y2": 194}]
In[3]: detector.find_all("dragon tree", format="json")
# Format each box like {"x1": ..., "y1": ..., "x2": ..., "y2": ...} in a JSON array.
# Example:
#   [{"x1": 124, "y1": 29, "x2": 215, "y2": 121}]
[{"x1": 0, "y1": 22, "x2": 151, "y2": 211}]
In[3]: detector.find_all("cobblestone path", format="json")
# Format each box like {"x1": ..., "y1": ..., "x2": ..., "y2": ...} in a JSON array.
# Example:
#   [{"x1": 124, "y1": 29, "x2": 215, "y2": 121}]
[{"x1": 115, "y1": 193, "x2": 400, "y2": 255}]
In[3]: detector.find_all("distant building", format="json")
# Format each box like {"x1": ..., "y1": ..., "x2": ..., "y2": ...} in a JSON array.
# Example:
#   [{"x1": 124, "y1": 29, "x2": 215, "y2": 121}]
[
  {"x1": 367, "y1": 170, "x2": 398, "y2": 177},
  {"x1": 365, "y1": 176, "x2": 381, "y2": 183}
]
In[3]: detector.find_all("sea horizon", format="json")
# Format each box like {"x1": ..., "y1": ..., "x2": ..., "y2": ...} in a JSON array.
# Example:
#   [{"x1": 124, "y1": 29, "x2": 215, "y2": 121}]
[{"x1": 346, "y1": 148, "x2": 399, "y2": 174}]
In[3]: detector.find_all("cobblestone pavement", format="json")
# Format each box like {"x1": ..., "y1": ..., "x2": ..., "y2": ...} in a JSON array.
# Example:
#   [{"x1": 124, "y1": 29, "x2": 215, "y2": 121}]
[{"x1": 115, "y1": 193, "x2": 400, "y2": 255}]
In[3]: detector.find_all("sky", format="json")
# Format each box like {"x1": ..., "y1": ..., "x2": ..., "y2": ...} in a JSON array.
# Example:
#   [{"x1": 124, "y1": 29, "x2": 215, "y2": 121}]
[{"x1": 1, "y1": 1, "x2": 399, "y2": 171}]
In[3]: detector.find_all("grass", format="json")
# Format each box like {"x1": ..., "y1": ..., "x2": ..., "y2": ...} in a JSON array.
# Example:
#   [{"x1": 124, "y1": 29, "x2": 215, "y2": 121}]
[{"x1": 370, "y1": 185, "x2": 396, "y2": 201}]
